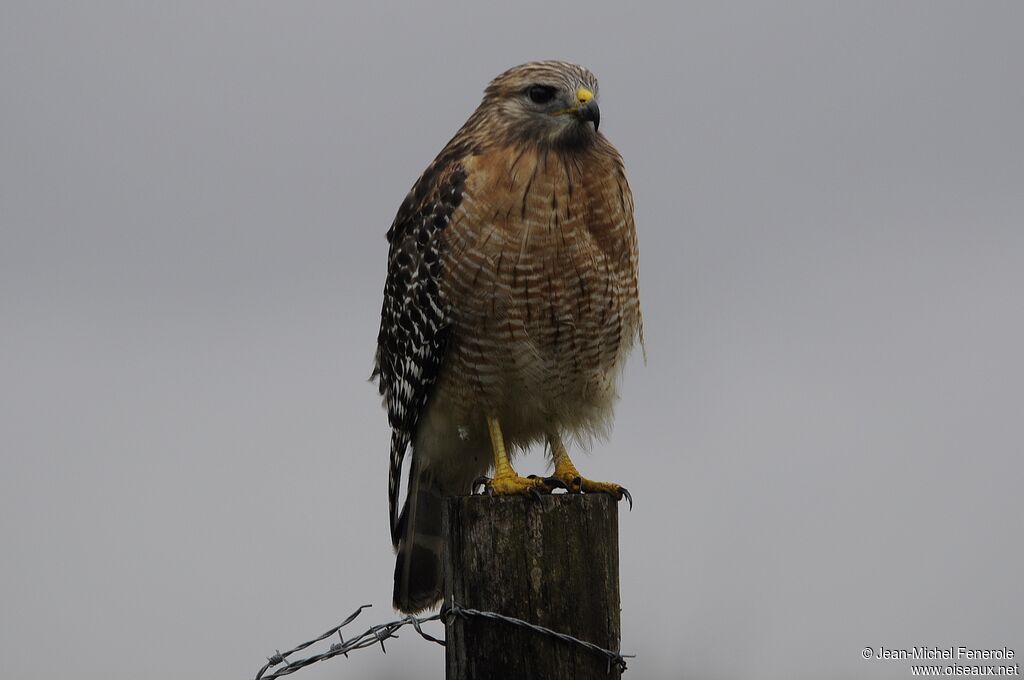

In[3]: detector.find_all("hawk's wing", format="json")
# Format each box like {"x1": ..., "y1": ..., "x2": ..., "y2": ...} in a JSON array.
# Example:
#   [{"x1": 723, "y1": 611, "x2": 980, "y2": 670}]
[{"x1": 374, "y1": 154, "x2": 467, "y2": 547}]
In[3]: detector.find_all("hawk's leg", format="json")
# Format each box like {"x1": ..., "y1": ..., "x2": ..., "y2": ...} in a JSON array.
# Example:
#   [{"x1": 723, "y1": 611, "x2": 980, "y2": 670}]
[
  {"x1": 546, "y1": 435, "x2": 632, "y2": 508},
  {"x1": 474, "y1": 416, "x2": 555, "y2": 497}
]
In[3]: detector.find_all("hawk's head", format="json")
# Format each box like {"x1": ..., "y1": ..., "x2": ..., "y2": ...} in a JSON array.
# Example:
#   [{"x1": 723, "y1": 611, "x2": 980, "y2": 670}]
[{"x1": 478, "y1": 61, "x2": 602, "y2": 148}]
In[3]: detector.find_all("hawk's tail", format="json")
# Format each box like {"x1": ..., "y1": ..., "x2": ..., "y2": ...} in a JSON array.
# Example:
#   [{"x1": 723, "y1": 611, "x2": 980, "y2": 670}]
[{"x1": 393, "y1": 460, "x2": 446, "y2": 613}]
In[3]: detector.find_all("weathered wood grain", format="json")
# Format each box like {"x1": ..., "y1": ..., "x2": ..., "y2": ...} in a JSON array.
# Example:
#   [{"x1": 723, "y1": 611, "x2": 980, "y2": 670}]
[{"x1": 443, "y1": 494, "x2": 621, "y2": 679}]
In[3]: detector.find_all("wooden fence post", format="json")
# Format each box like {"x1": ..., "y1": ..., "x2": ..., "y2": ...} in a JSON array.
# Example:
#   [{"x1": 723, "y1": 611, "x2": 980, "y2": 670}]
[{"x1": 443, "y1": 493, "x2": 622, "y2": 679}]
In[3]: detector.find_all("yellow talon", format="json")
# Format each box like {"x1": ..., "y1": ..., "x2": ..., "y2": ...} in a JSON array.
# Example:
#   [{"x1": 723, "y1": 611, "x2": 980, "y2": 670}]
[
  {"x1": 474, "y1": 419, "x2": 630, "y2": 506},
  {"x1": 476, "y1": 416, "x2": 553, "y2": 497},
  {"x1": 483, "y1": 471, "x2": 550, "y2": 496},
  {"x1": 548, "y1": 435, "x2": 632, "y2": 508}
]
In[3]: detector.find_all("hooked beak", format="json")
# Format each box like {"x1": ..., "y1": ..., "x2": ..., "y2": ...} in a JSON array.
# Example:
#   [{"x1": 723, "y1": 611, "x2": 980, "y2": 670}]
[
  {"x1": 577, "y1": 100, "x2": 600, "y2": 131},
  {"x1": 575, "y1": 87, "x2": 600, "y2": 131}
]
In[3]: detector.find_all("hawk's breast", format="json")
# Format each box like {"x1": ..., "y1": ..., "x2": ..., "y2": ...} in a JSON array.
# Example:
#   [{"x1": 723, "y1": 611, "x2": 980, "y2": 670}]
[{"x1": 435, "y1": 143, "x2": 641, "y2": 439}]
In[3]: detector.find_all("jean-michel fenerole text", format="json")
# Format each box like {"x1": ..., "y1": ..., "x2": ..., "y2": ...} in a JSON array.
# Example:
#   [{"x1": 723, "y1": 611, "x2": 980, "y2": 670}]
[{"x1": 876, "y1": 647, "x2": 1015, "y2": 661}]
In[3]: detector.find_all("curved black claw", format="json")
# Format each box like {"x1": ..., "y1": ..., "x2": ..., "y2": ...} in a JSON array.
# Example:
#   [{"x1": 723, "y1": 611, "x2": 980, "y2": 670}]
[
  {"x1": 619, "y1": 486, "x2": 633, "y2": 511},
  {"x1": 541, "y1": 476, "x2": 570, "y2": 491},
  {"x1": 472, "y1": 476, "x2": 491, "y2": 495},
  {"x1": 524, "y1": 476, "x2": 545, "y2": 503},
  {"x1": 527, "y1": 474, "x2": 569, "y2": 493}
]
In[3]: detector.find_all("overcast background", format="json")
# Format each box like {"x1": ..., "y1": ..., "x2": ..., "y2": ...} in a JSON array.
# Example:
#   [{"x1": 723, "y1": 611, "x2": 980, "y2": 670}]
[{"x1": 2, "y1": 2, "x2": 1022, "y2": 679}]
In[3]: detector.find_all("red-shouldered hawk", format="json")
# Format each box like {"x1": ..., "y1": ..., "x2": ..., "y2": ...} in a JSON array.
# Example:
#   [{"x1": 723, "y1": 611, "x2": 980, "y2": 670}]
[{"x1": 373, "y1": 61, "x2": 643, "y2": 613}]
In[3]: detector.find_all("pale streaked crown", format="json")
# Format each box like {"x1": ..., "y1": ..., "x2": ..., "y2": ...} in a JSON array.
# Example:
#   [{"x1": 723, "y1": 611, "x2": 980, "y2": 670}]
[{"x1": 472, "y1": 61, "x2": 603, "y2": 147}]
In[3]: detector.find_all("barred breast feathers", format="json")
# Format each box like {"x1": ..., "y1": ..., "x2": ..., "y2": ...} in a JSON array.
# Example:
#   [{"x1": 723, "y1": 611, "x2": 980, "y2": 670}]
[{"x1": 427, "y1": 136, "x2": 642, "y2": 446}]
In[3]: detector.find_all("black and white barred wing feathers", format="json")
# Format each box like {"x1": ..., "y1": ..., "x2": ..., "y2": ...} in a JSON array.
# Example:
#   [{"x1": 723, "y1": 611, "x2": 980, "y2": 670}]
[{"x1": 373, "y1": 158, "x2": 466, "y2": 547}]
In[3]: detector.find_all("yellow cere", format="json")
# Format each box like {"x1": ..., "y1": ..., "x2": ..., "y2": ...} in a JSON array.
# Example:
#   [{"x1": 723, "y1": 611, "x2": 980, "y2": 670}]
[{"x1": 576, "y1": 87, "x2": 594, "y2": 104}]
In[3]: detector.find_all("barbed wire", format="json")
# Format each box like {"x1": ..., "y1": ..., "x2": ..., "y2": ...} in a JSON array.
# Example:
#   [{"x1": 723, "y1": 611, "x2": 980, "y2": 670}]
[
  {"x1": 253, "y1": 602, "x2": 633, "y2": 679},
  {"x1": 447, "y1": 603, "x2": 633, "y2": 674},
  {"x1": 253, "y1": 605, "x2": 442, "y2": 680}
]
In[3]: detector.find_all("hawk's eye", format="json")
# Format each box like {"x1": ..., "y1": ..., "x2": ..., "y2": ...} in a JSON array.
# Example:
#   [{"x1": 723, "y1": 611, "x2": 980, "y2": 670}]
[{"x1": 527, "y1": 85, "x2": 557, "y2": 104}]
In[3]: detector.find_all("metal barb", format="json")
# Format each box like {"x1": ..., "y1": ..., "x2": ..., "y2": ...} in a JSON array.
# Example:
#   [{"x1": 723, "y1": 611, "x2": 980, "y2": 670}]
[{"x1": 448, "y1": 601, "x2": 633, "y2": 673}]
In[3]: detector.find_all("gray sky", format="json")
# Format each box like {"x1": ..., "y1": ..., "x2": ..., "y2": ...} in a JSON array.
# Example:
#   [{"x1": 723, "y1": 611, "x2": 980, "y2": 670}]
[{"x1": 2, "y1": 2, "x2": 1022, "y2": 679}]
